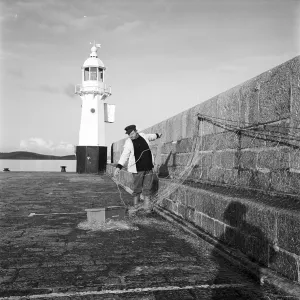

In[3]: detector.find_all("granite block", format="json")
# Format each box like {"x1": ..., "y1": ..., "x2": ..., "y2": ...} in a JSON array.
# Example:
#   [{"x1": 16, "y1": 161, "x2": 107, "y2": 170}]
[
  {"x1": 215, "y1": 132, "x2": 240, "y2": 150},
  {"x1": 245, "y1": 235, "x2": 269, "y2": 266},
  {"x1": 186, "y1": 207, "x2": 195, "y2": 224},
  {"x1": 193, "y1": 188, "x2": 204, "y2": 212},
  {"x1": 278, "y1": 213, "x2": 300, "y2": 256},
  {"x1": 258, "y1": 64, "x2": 291, "y2": 123},
  {"x1": 240, "y1": 133, "x2": 266, "y2": 149},
  {"x1": 212, "y1": 152, "x2": 222, "y2": 168},
  {"x1": 223, "y1": 226, "x2": 246, "y2": 253},
  {"x1": 200, "y1": 152, "x2": 213, "y2": 169},
  {"x1": 217, "y1": 87, "x2": 240, "y2": 128},
  {"x1": 202, "y1": 134, "x2": 218, "y2": 151},
  {"x1": 186, "y1": 107, "x2": 200, "y2": 139},
  {"x1": 202, "y1": 192, "x2": 216, "y2": 218},
  {"x1": 290, "y1": 58, "x2": 300, "y2": 134},
  {"x1": 165, "y1": 118, "x2": 175, "y2": 143},
  {"x1": 177, "y1": 187, "x2": 187, "y2": 205},
  {"x1": 235, "y1": 231, "x2": 247, "y2": 254},
  {"x1": 172, "y1": 114, "x2": 184, "y2": 141},
  {"x1": 161, "y1": 142, "x2": 174, "y2": 154},
  {"x1": 178, "y1": 204, "x2": 186, "y2": 219},
  {"x1": 289, "y1": 172, "x2": 300, "y2": 194},
  {"x1": 220, "y1": 151, "x2": 238, "y2": 169},
  {"x1": 162, "y1": 198, "x2": 173, "y2": 211},
  {"x1": 168, "y1": 188, "x2": 179, "y2": 202},
  {"x1": 202, "y1": 120, "x2": 215, "y2": 136},
  {"x1": 174, "y1": 153, "x2": 190, "y2": 166},
  {"x1": 193, "y1": 166, "x2": 209, "y2": 181},
  {"x1": 263, "y1": 120, "x2": 290, "y2": 136},
  {"x1": 160, "y1": 153, "x2": 174, "y2": 167},
  {"x1": 270, "y1": 170, "x2": 293, "y2": 194},
  {"x1": 269, "y1": 249, "x2": 299, "y2": 282},
  {"x1": 172, "y1": 202, "x2": 179, "y2": 215},
  {"x1": 224, "y1": 225, "x2": 237, "y2": 247},
  {"x1": 222, "y1": 200, "x2": 247, "y2": 228},
  {"x1": 214, "y1": 221, "x2": 225, "y2": 240},
  {"x1": 236, "y1": 170, "x2": 252, "y2": 187},
  {"x1": 239, "y1": 151, "x2": 257, "y2": 170},
  {"x1": 244, "y1": 205, "x2": 276, "y2": 241},
  {"x1": 290, "y1": 149, "x2": 300, "y2": 171},
  {"x1": 256, "y1": 171, "x2": 271, "y2": 190},
  {"x1": 257, "y1": 148, "x2": 290, "y2": 170},
  {"x1": 198, "y1": 95, "x2": 218, "y2": 136},
  {"x1": 194, "y1": 211, "x2": 202, "y2": 228},
  {"x1": 208, "y1": 167, "x2": 224, "y2": 183},
  {"x1": 214, "y1": 196, "x2": 231, "y2": 223},
  {"x1": 186, "y1": 188, "x2": 196, "y2": 209},
  {"x1": 202, "y1": 214, "x2": 215, "y2": 236},
  {"x1": 176, "y1": 138, "x2": 194, "y2": 153},
  {"x1": 181, "y1": 111, "x2": 188, "y2": 139},
  {"x1": 240, "y1": 77, "x2": 260, "y2": 125},
  {"x1": 223, "y1": 169, "x2": 239, "y2": 185}
]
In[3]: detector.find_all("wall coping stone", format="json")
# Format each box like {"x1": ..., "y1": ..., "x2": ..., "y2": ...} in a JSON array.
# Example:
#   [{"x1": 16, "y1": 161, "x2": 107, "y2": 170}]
[{"x1": 176, "y1": 179, "x2": 300, "y2": 218}]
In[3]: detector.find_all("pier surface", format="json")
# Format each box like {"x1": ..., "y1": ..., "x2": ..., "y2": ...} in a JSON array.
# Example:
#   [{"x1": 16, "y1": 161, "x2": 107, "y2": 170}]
[{"x1": 0, "y1": 172, "x2": 297, "y2": 299}]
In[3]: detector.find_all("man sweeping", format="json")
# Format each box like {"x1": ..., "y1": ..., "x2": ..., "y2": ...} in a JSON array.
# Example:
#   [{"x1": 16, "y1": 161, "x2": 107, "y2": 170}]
[{"x1": 114, "y1": 125, "x2": 162, "y2": 212}]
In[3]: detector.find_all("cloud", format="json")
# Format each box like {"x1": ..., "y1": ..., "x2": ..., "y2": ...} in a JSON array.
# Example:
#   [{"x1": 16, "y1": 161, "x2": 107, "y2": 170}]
[
  {"x1": 113, "y1": 20, "x2": 142, "y2": 33},
  {"x1": 63, "y1": 83, "x2": 76, "y2": 98},
  {"x1": 38, "y1": 22, "x2": 67, "y2": 34},
  {"x1": 215, "y1": 52, "x2": 297, "y2": 74},
  {"x1": 38, "y1": 83, "x2": 75, "y2": 98},
  {"x1": 0, "y1": 12, "x2": 19, "y2": 23},
  {"x1": 20, "y1": 138, "x2": 75, "y2": 155},
  {"x1": 7, "y1": 68, "x2": 23, "y2": 78},
  {"x1": 1, "y1": 0, "x2": 102, "y2": 38},
  {"x1": 40, "y1": 84, "x2": 60, "y2": 94},
  {"x1": 0, "y1": 50, "x2": 20, "y2": 60},
  {"x1": 215, "y1": 63, "x2": 245, "y2": 73}
]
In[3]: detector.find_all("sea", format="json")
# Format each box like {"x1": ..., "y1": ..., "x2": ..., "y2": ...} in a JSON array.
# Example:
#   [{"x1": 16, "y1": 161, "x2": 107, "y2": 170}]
[{"x1": 0, "y1": 160, "x2": 77, "y2": 172}]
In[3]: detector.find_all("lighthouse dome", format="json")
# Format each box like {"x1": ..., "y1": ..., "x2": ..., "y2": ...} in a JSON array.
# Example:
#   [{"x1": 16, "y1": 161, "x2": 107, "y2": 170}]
[
  {"x1": 83, "y1": 44, "x2": 105, "y2": 68},
  {"x1": 83, "y1": 57, "x2": 105, "y2": 68}
]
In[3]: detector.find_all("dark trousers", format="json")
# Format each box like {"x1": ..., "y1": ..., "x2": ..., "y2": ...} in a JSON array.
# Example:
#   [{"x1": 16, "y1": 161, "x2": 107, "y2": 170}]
[{"x1": 132, "y1": 170, "x2": 153, "y2": 196}]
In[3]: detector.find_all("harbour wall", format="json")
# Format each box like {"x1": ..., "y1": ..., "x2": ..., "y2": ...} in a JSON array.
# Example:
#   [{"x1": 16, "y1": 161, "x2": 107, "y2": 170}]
[{"x1": 108, "y1": 56, "x2": 300, "y2": 284}]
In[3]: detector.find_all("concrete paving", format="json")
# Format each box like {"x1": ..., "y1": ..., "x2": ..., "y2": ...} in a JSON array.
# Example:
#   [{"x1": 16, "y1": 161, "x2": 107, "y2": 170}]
[{"x1": 0, "y1": 172, "x2": 297, "y2": 299}]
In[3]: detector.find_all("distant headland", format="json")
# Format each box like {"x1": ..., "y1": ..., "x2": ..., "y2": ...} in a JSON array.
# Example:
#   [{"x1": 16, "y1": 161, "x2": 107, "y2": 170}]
[{"x1": 0, "y1": 151, "x2": 76, "y2": 160}]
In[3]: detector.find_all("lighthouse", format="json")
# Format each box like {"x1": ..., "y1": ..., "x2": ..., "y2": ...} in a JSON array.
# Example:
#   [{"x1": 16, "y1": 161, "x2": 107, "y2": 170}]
[{"x1": 75, "y1": 43, "x2": 114, "y2": 174}]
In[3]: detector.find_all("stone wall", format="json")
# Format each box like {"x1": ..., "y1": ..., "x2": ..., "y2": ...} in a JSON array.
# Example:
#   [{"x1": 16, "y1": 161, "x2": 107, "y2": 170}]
[
  {"x1": 108, "y1": 56, "x2": 300, "y2": 283},
  {"x1": 112, "y1": 56, "x2": 300, "y2": 196},
  {"x1": 107, "y1": 164, "x2": 300, "y2": 284}
]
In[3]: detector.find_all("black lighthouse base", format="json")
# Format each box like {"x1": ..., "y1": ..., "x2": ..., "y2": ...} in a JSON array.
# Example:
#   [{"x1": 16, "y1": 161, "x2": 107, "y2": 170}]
[{"x1": 76, "y1": 146, "x2": 107, "y2": 174}]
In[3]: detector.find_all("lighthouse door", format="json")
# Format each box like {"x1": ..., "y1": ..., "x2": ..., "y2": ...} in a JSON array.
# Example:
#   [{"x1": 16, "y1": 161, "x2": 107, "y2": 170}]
[{"x1": 86, "y1": 147, "x2": 99, "y2": 173}]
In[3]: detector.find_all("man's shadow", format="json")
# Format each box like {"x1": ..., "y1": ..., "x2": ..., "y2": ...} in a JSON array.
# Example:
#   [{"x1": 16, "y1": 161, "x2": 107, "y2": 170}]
[
  {"x1": 151, "y1": 151, "x2": 173, "y2": 195},
  {"x1": 158, "y1": 151, "x2": 172, "y2": 178},
  {"x1": 211, "y1": 201, "x2": 278, "y2": 299}
]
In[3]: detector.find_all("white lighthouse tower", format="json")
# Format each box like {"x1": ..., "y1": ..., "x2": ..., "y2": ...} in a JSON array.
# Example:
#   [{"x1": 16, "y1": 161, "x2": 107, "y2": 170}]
[{"x1": 75, "y1": 43, "x2": 113, "y2": 173}]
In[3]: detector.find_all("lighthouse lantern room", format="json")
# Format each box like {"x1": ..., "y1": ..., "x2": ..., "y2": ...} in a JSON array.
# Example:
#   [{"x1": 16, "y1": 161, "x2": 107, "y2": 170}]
[{"x1": 75, "y1": 43, "x2": 113, "y2": 174}]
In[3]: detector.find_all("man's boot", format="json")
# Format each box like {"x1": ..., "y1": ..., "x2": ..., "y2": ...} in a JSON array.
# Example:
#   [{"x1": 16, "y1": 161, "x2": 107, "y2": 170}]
[
  {"x1": 143, "y1": 195, "x2": 152, "y2": 212},
  {"x1": 133, "y1": 195, "x2": 140, "y2": 207}
]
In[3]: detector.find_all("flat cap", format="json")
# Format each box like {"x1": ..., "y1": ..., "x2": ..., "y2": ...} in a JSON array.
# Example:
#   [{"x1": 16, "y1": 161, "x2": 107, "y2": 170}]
[{"x1": 124, "y1": 124, "x2": 136, "y2": 134}]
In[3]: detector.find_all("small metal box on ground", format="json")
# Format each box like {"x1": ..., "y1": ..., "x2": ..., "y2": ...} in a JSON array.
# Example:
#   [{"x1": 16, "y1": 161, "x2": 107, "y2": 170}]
[{"x1": 85, "y1": 206, "x2": 126, "y2": 223}]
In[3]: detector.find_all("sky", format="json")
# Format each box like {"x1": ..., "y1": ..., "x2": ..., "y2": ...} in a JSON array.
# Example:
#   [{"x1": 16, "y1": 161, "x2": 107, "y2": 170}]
[{"x1": 0, "y1": 0, "x2": 299, "y2": 155}]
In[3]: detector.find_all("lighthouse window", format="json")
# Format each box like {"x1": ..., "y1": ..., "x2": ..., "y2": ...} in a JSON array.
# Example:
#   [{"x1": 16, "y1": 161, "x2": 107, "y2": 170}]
[
  {"x1": 90, "y1": 67, "x2": 97, "y2": 80},
  {"x1": 98, "y1": 68, "x2": 103, "y2": 82},
  {"x1": 84, "y1": 68, "x2": 89, "y2": 81}
]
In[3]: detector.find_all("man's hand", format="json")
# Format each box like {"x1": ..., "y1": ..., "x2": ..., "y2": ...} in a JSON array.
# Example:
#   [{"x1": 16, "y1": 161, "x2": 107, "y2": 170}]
[{"x1": 114, "y1": 168, "x2": 121, "y2": 177}]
